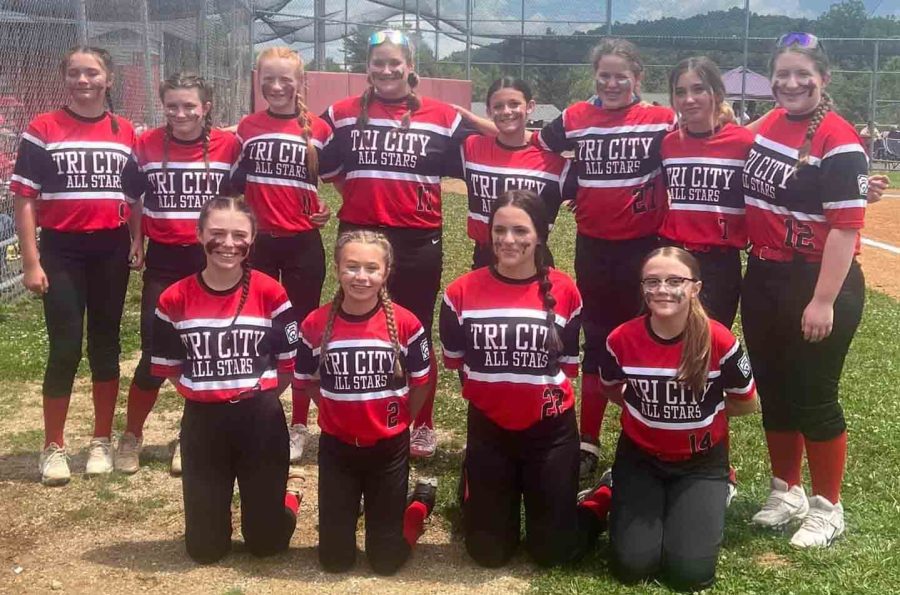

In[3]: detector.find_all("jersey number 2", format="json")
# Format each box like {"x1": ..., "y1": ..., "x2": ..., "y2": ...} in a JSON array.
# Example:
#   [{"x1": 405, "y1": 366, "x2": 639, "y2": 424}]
[
  {"x1": 783, "y1": 218, "x2": 814, "y2": 249},
  {"x1": 386, "y1": 401, "x2": 400, "y2": 428},
  {"x1": 541, "y1": 388, "x2": 565, "y2": 419}
]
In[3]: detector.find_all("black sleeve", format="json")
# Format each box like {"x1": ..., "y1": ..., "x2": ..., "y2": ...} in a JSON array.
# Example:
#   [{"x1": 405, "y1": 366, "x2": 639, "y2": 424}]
[
  {"x1": 598, "y1": 340, "x2": 626, "y2": 386},
  {"x1": 122, "y1": 156, "x2": 147, "y2": 202},
  {"x1": 318, "y1": 108, "x2": 344, "y2": 181},
  {"x1": 405, "y1": 324, "x2": 431, "y2": 385},
  {"x1": 439, "y1": 294, "x2": 466, "y2": 369},
  {"x1": 442, "y1": 142, "x2": 466, "y2": 180},
  {"x1": 11, "y1": 132, "x2": 52, "y2": 196},
  {"x1": 270, "y1": 296, "x2": 299, "y2": 373},
  {"x1": 720, "y1": 340, "x2": 755, "y2": 396},
  {"x1": 150, "y1": 306, "x2": 186, "y2": 377},
  {"x1": 537, "y1": 113, "x2": 573, "y2": 153}
]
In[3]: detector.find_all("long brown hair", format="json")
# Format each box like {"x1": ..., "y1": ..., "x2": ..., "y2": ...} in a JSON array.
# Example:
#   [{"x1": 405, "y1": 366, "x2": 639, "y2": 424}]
[
  {"x1": 641, "y1": 246, "x2": 711, "y2": 398},
  {"x1": 256, "y1": 47, "x2": 319, "y2": 180},
  {"x1": 359, "y1": 32, "x2": 421, "y2": 131},
  {"x1": 60, "y1": 46, "x2": 119, "y2": 133},
  {"x1": 159, "y1": 72, "x2": 214, "y2": 179},
  {"x1": 668, "y1": 56, "x2": 735, "y2": 134},
  {"x1": 319, "y1": 230, "x2": 404, "y2": 380}
]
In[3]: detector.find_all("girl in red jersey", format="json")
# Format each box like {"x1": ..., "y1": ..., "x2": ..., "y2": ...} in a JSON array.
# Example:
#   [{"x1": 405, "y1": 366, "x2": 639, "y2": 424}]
[
  {"x1": 231, "y1": 47, "x2": 331, "y2": 464},
  {"x1": 456, "y1": 77, "x2": 575, "y2": 269},
  {"x1": 532, "y1": 38, "x2": 677, "y2": 479},
  {"x1": 116, "y1": 72, "x2": 241, "y2": 474},
  {"x1": 741, "y1": 34, "x2": 868, "y2": 548},
  {"x1": 294, "y1": 230, "x2": 437, "y2": 575},
  {"x1": 320, "y1": 30, "x2": 484, "y2": 458},
  {"x1": 440, "y1": 190, "x2": 610, "y2": 568},
  {"x1": 599, "y1": 246, "x2": 757, "y2": 591},
  {"x1": 12, "y1": 46, "x2": 140, "y2": 486},
  {"x1": 151, "y1": 196, "x2": 301, "y2": 564}
]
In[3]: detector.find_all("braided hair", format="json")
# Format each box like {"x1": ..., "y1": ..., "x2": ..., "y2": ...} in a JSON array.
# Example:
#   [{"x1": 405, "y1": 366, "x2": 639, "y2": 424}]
[
  {"x1": 796, "y1": 92, "x2": 833, "y2": 168},
  {"x1": 486, "y1": 189, "x2": 563, "y2": 358},
  {"x1": 359, "y1": 34, "x2": 420, "y2": 132},
  {"x1": 61, "y1": 46, "x2": 119, "y2": 133},
  {"x1": 159, "y1": 72, "x2": 215, "y2": 179}
]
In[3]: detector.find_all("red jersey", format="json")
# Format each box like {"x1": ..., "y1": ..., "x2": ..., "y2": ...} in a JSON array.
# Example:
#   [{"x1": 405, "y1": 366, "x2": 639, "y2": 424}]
[
  {"x1": 659, "y1": 123, "x2": 753, "y2": 250},
  {"x1": 232, "y1": 110, "x2": 331, "y2": 233},
  {"x1": 319, "y1": 95, "x2": 473, "y2": 229},
  {"x1": 457, "y1": 135, "x2": 576, "y2": 245},
  {"x1": 536, "y1": 101, "x2": 675, "y2": 240},
  {"x1": 132, "y1": 127, "x2": 240, "y2": 245},
  {"x1": 440, "y1": 266, "x2": 582, "y2": 431},
  {"x1": 11, "y1": 108, "x2": 137, "y2": 232},
  {"x1": 600, "y1": 315, "x2": 755, "y2": 461},
  {"x1": 294, "y1": 303, "x2": 430, "y2": 446},
  {"x1": 743, "y1": 109, "x2": 868, "y2": 262},
  {"x1": 151, "y1": 271, "x2": 298, "y2": 403}
]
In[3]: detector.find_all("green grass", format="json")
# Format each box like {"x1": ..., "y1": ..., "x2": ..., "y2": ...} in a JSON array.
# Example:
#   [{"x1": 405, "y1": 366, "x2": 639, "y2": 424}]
[{"x1": 1, "y1": 184, "x2": 899, "y2": 592}]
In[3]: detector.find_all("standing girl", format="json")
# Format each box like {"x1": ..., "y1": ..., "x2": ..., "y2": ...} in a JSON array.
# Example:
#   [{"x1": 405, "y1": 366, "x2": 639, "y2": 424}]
[
  {"x1": 231, "y1": 47, "x2": 331, "y2": 463},
  {"x1": 319, "y1": 30, "x2": 479, "y2": 457},
  {"x1": 116, "y1": 72, "x2": 241, "y2": 474},
  {"x1": 12, "y1": 46, "x2": 140, "y2": 485},
  {"x1": 440, "y1": 190, "x2": 609, "y2": 567},
  {"x1": 533, "y1": 38, "x2": 676, "y2": 479},
  {"x1": 294, "y1": 230, "x2": 437, "y2": 575},
  {"x1": 742, "y1": 33, "x2": 868, "y2": 548},
  {"x1": 599, "y1": 247, "x2": 757, "y2": 591},
  {"x1": 150, "y1": 196, "x2": 300, "y2": 563}
]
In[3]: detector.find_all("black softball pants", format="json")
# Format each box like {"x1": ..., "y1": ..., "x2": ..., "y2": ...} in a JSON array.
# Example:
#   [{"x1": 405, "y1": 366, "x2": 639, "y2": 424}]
[
  {"x1": 609, "y1": 433, "x2": 729, "y2": 593},
  {"x1": 180, "y1": 391, "x2": 295, "y2": 564},
  {"x1": 250, "y1": 229, "x2": 326, "y2": 324},
  {"x1": 741, "y1": 256, "x2": 865, "y2": 441},
  {"x1": 462, "y1": 406, "x2": 601, "y2": 568},
  {"x1": 133, "y1": 240, "x2": 205, "y2": 390},
  {"x1": 317, "y1": 429, "x2": 412, "y2": 575},
  {"x1": 39, "y1": 226, "x2": 130, "y2": 397}
]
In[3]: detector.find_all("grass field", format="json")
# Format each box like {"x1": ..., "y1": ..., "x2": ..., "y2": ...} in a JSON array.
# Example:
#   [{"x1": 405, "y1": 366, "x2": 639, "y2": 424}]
[{"x1": 1, "y1": 186, "x2": 899, "y2": 594}]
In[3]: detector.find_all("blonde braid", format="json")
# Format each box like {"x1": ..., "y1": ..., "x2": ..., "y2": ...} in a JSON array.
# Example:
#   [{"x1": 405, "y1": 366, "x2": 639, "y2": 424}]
[
  {"x1": 796, "y1": 92, "x2": 833, "y2": 169},
  {"x1": 318, "y1": 288, "x2": 344, "y2": 378},
  {"x1": 399, "y1": 72, "x2": 421, "y2": 131},
  {"x1": 201, "y1": 111, "x2": 212, "y2": 182},
  {"x1": 379, "y1": 286, "x2": 406, "y2": 379},
  {"x1": 358, "y1": 85, "x2": 375, "y2": 131},
  {"x1": 296, "y1": 92, "x2": 319, "y2": 181},
  {"x1": 162, "y1": 123, "x2": 172, "y2": 175}
]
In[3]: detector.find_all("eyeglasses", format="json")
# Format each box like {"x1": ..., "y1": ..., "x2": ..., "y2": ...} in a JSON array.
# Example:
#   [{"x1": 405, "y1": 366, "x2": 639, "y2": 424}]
[
  {"x1": 368, "y1": 30, "x2": 410, "y2": 48},
  {"x1": 641, "y1": 276, "x2": 698, "y2": 291},
  {"x1": 776, "y1": 32, "x2": 819, "y2": 49}
]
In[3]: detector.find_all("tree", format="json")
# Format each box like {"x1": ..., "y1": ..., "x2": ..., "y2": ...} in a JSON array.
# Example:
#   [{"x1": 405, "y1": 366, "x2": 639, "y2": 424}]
[{"x1": 817, "y1": 1, "x2": 867, "y2": 38}]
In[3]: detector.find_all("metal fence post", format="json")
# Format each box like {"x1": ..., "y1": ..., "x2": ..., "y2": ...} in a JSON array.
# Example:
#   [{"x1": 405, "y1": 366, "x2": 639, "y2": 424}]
[
  {"x1": 606, "y1": 0, "x2": 612, "y2": 35},
  {"x1": 198, "y1": 1, "x2": 208, "y2": 77},
  {"x1": 465, "y1": 0, "x2": 472, "y2": 80},
  {"x1": 141, "y1": 0, "x2": 156, "y2": 126},
  {"x1": 870, "y1": 40, "x2": 880, "y2": 157},
  {"x1": 520, "y1": 0, "x2": 525, "y2": 79},
  {"x1": 739, "y1": 0, "x2": 750, "y2": 120},
  {"x1": 77, "y1": 0, "x2": 88, "y2": 45}
]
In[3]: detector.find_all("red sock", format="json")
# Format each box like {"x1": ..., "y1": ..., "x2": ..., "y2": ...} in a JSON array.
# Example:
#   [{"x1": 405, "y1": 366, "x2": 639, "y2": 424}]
[
  {"x1": 284, "y1": 492, "x2": 300, "y2": 516},
  {"x1": 290, "y1": 386, "x2": 311, "y2": 426},
  {"x1": 125, "y1": 382, "x2": 160, "y2": 437},
  {"x1": 578, "y1": 485, "x2": 612, "y2": 521},
  {"x1": 579, "y1": 374, "x2": 607, "y2": 442},
  {"x1": 413, "y1": 359, "x2": 438, "y2": 429},
  {"x1": 403, "y1": 501, "x2": 429, "y2": 547},
  {"x1": 92, "y1": 379, "x2": 119, "y2": 439},
  {"x1": 805, "y1": 432, "x2": 847, "y2": 504},
  {"x1": 765, "y1": 430, "x2": 804, "y2": 488},
  {"x1": 43, "y1": 395, "x2": 71, "y2": 448}
]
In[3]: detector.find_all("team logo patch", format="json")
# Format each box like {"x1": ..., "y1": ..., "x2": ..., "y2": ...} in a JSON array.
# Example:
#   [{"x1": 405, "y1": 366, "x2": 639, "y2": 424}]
[
  {"x1": 857, "y1": 174, "x2": 869, "y2": 197},
  {"x1": 421, "y1": 340, "x2": 430, "y2": 361},
  {"x1": 738, "y1": 353, "x2": 752, "y2": 378},
  {"x1": 285, "y1": 321, "x2": 299, "y2": 344}
]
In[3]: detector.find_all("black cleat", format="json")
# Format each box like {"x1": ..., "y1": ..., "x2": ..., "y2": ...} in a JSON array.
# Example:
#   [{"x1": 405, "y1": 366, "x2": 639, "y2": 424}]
[
  {"x1": 577, "y1": 468, "x2": 613, "y2": 504},
  {"x1": 408, "y1": 477, "x2": 438, "y2": 515}
]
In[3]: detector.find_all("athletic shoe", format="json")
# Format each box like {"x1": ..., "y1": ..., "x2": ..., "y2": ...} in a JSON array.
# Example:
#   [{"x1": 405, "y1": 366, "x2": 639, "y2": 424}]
[
  {"x1": 577, "y1": 468, "x2": 613, "y2": 504},
  {"x1": 85, "y1": 437, "x2": 114, "y2": 475},
  {"x1": 789, "y1": 496, "x2": 844, "y2": 548},
  {"x1": 288, "y1": 424, "x2": 309, "y2": 463},
  {"x1": 410, "y1": 426, "x2": 437, "y2": 458},
  {"x1": 579, "y1": 440, "x2": 600, "y2": 482},
  {"x1": 115, "y1": 432, "x2": 143, "y2": 474},
  {"x1": 408, "y1": 477, "x2": 439, "y2": 515},
  {"x1": 287, "y1": 470, "x2": 305, "y2": 504},
  {"x1": 170, "y1": 439, "x2": 182, "y2": 476},
  {"x1": 38, "y1": 442, "x2": 70, "y2": 487},
  {"x1": 752, "y1": 477, "x2": 809, "y2": 528}
]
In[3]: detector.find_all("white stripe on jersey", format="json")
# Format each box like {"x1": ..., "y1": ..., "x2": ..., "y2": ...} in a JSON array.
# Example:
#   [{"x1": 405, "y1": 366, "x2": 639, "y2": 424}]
[
  {"x1": 567, "y1": 122, "x2": 671, "y2": 138},
  {"x1": 180, "y1": 369, "x2": 278, "y2": 391},
  {"x1": 468, "y1": 212, "x2": 489, "y2": 224},
  {"x1": 668, "y1": 203, "x2": 746, "y2": 215},
  {"x1": 45, "y1": 140, "x2": 132, "y2": 155},
  {"x1": 142, "y1": 207, "x2": 200, "y2": 220},
  {"x1": 458, "y1": 307, "x2": 568, "y2": 328},
  {"x1": 726, "y1": 382, "x2": 755, "y2": 395},
  {"x1": 754, "y1": 134, "x2": 822, "y2": 166},
  {"x1": 240, "y1": 131, "x2": 324, "y2": 149},
  {"x1": 40, "y1": 191, "x2": 127, "y2": 201},
  {"x1": 155, "y1": 308, "x2": 173, "y2": 324},
  {"x1": 150, "y1": 356, "x2": 183, "y2": 367},
  {"x1": 624, "y1": 399, "x2": 725, "y2": 430},
  {"x1": 141, "y1": 161, "x2": 232, "y2": 171},
  {"x1": 464, "y1": 161, "x2": 561, "y2": 182},
  {"x1": 10, "y1": 174, "x2": 40, "y2": 190},
  {"x1": 662, "y1": 156, "x2": 745, "y2": 168},
  {"x1": 409, "y1": 367, "x2": 429, "y2": 379},
  {"x1": 271, "y1": 300, "x2": 292, "y2": 318},
  {"x1": 442, "y1": 346, "x2": 464, "y2": 359},
  {"x1": 622, "y1": 365, "x2": 722, "y2": 379},
  {"x1": 406, "y1": 326, "x2": 425, "y2": 348},
  {"x1": 345, "y1": 170, "x2": 440, "y2": 185},
  {"x1": 559, "y1": 355, "x2": 579, "y2": 365},
  {"x1": 277, "y1": 349, "x2": 297, "y2": 360},
  {"x1": 331, "y1": 115, "x2": 455, "y2": 138},
  {"x1": 172, "y1": 315, "x2": 273, "y2": 330},
  {"x1": 246, "y1": 174, "x2": 317, "y2": 193},
  {"x1": 744, "y1": 196, "x2": 827, "y2": 222},
  {"x1": 464, "y1": 366, "x2": 567, "y2": 386},
  {"x1": 21, "y1": 131, "x2": 45, "y2": 148},
  {"x1": 719, "y1": 340, "x2": 740, "y2": 365},
  {"x1": 578, "y1": 168, "x2": 661, "y2": 189},
  {"x1": 312, "y1": 338, "x2": 408, "y2": 356},
  {"x1": 823, "y1": 143, "x2": 866, "y2": 160},
  {"x1": 823, "y1": 199, "x2": 867, "y2": 210},
  {"x1": 320, "y1": 385, "x2": 410, "y2": 402}
]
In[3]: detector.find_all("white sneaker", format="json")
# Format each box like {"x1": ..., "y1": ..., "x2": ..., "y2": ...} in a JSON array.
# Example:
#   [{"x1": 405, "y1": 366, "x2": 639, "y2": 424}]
[
  {"x1": 410, "y1": 426, "x2": 437, "y2": 458},
  {"x1": 752, "y1": 477, "x2": 809, "y2": 528},
  {"x1": 790, "y1": 496, "x2": 845, "y2": 548},
  {"x1": 289, "y1": 424, "x2": 309, "y2": 463},
  {"x1": 85, "y1": 437, "x2": 114, "y2": 475},
  {"x1": 39, "y1": 442, "x2": 71, "y2": 486},
  {"x1": 170, "y1": 440, "x2": 182, "y2": 476},
  {"x1": 115, "y1": 432, "x2": 143, "y2": 474}
]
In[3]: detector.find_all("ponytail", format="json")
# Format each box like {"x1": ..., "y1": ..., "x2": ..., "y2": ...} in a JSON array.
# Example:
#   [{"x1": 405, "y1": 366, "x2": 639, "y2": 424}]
[
  {"x1": 379, "y1": 287, "x2": 406, "y2": 379},
  {"x1": 796, "y1": 92, "x2": 833, "y2": 169},
  {"x1": 536, "y1": 246, "x2": 563, "y2": 360},
  {"x1": 296, "y1": 92, "x2": 320, "y2": 181},
  {"x1": 400, "y1": 72, "x2": 421, "y2": 131},
  {"x1": 318, "y1": 288, "x2": 344, "y2": 378},
  {"x1": 676, "y1": 294, "x2": 712, "y2": 399}
]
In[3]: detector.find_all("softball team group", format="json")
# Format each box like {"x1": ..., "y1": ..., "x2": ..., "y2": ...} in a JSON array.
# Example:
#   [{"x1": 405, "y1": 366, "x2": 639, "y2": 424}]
[{"x1": 10, "y1": 28, "x2": 890, "y2": 591}]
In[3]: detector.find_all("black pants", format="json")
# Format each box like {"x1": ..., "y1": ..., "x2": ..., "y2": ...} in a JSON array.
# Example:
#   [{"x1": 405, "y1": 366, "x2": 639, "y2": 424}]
[
  {"x1": 181, "y1": 391, "x2": 295, "y2": 564},
  {"x1": 462, "y1": 406, "x2": 600, "y2": 568},
  {"x1": 317, "y1": 429, "x2": 412, "y2": 575},
  {"x1": 39, "y1": 226, "x2": 130, "y2": 397},
  {"x1": 741, "y1": 256, "x2": 865, "y2": 441},
  {"x1": 339, "y1": 224, "x2": 441, "y2": 343},
  {"x1": 661, "y1": 241, "x2": 742, "y2": 329},
  {"x1": 575, "y1": 234, "x2": 659, "y2": 374},
  {"x1": 609, "y1": 433, "x2": 728, "y2": 593},
  {"x1": 133, "y1": 241, "x2": 206, "y2": 390},
  {"x1": 471, "y1": 242, "x2": 555, "y2": 270},
  {"x1": 251, "y1": 230, "x2": 326, "y2": 324}
]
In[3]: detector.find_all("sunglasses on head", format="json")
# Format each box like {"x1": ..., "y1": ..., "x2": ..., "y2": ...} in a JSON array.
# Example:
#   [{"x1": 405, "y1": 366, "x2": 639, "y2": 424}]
[
  {"x1": 776, "y1": 32, "x2": 819, "y2": 49},
  {"x1": 368, "y1": 30, "x2": 410, "y2": 48}
]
